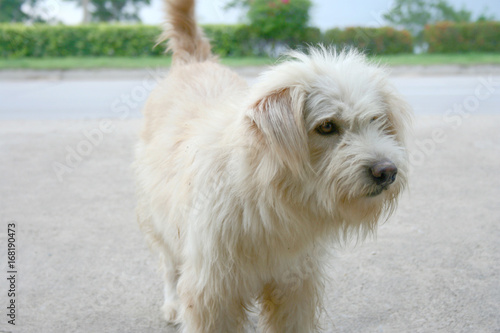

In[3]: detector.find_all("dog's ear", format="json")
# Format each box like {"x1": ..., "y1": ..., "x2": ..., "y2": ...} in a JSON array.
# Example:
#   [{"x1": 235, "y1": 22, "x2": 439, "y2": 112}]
[
  {"x1": 248, "y1": 87, "x2": 309, "y2": 177},
  {"x1": 383, "y1": 88, "x2": 413, "y2": 146}
]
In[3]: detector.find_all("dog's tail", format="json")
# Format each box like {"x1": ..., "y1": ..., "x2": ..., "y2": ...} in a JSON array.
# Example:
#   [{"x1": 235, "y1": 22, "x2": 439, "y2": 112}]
[{"x1": 158, "y1": 0, "x2": 213, "y2": 65}]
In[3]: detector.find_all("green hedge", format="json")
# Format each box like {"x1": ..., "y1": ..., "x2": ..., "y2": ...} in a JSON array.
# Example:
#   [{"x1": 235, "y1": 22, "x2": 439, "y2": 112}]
[
  {"x1": 424, "y1": 22, "x2": 500, "y2": 53},
  {"x1": 324, "y1": 27, "x2": 413, "y2": 55},
  {"x1": 0, "y1": 24, "x2": 325, "y2": 58},
  {"x1": 203, "y1": 24, "x2": 255, "y2": 57},
  {"x1": 0, "y1": 24, "x2": 165, "y2": 57},
  {"x1": 294, "y1": 27, "x2": 323, "y2": 47},
  {"x1": 0, "y1": 24, "x2": 416, "y2": 58},
  {"x1": 193, "y1": 25, "x2": 322, "y2": 57}
]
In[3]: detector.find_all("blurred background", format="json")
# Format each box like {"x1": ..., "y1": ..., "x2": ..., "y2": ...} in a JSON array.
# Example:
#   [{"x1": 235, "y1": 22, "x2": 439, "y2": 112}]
[
  {"x1": 1, "y1": 1, "x2": 499, "y2": 333},
  {"x1": 1, "y1": 0, "x2": 500, "y2": 65}
]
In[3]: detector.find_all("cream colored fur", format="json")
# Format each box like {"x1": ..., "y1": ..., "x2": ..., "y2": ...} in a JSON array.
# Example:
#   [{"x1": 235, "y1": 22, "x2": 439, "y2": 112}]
[{"x1": 134, "y1": 1, "x2": 412, "y2": 332}]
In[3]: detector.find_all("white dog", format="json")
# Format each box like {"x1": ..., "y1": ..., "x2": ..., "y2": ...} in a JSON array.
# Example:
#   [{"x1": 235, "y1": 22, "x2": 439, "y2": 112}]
[{"x1": 134, "y1": 0, "x2": 412, "y2": 332}]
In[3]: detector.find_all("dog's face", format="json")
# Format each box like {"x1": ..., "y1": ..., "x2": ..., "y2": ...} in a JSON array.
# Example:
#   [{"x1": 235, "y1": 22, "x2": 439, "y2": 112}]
[{"x1": 248, "y1": 49, "x2": 412, "y2": 232}]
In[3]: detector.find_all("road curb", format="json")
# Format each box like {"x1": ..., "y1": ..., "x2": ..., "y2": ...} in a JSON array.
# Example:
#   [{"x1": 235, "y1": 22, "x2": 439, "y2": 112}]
[
  {"x1": 388, "y1": 65, "x2": 500, "y2": 76},
  {"x1": 1, "y1": 65, "x2": 500, "y2": 81},
  {"x1": 0, "y1": 67, "x2": 266, "y2": 81}
]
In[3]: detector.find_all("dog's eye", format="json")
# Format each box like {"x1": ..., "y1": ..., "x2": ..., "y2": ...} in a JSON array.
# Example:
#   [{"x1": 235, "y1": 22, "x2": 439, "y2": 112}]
[{"x1": 316, "y1": 121, "x2": 339, "y2": 135}]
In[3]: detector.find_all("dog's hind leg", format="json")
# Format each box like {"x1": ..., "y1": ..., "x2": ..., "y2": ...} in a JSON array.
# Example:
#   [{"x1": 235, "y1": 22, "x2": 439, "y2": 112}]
[
  {"x1": 136, "y1": 200, "x2": 180, "y2": 323},
  {"x1": 159, "y1": 249, "x2": 180, "y2": 323}
]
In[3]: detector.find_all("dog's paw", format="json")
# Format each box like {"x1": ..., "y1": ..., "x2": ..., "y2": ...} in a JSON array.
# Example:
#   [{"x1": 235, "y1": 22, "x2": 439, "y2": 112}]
[{"x1": 161, "y1": 301, "x2": 179, "y2": 323}]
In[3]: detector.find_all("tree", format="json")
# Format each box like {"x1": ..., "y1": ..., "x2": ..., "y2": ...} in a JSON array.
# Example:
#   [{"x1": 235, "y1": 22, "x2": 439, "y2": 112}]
[
  {"x1": 71, "y1": 0, "x2": 151, "y2": 22},
  {"x1": 82, "y1": 0, "x2": 90, "y2": 23},
  {"x1": 384, "y1": 0, "x2": 495, "y2": 45},
  {"x1": 227, "y1": 0, "x2": 312, "y2": 43},
  {"x1": 0, "y1": 0, "x2": 40, "y2": 22}
]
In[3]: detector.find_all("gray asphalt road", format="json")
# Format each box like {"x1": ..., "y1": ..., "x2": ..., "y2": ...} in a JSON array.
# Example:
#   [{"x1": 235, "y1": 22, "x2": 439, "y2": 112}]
[
  {"x1": 1, "y1": 73, "x2": 499, "y2": 119},
  {"x1": 0, "y1": 69, "x2": 499, "y2": 333}
]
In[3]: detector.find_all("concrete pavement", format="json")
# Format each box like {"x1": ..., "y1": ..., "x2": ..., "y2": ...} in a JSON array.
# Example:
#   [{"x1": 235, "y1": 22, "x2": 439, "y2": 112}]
[{"x1": 0, "y1": 68, "x2": 499, "y2": 332}]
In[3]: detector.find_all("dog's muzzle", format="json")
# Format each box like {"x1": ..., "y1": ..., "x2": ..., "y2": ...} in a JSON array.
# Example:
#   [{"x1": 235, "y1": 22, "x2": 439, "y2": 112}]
[{"x1": 368, "y1": 159, "x2": 398, "y2": 197}]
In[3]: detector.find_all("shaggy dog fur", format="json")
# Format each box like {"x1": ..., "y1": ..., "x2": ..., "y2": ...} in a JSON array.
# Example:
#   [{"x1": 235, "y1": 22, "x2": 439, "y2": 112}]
[{"x1": 134, "y1": 0, "x2": 412, "y2": 332}]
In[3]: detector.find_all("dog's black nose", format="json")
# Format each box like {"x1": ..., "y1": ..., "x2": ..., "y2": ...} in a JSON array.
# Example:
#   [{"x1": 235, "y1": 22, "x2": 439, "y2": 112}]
[{"x1": 370, "y1": 160, "x2": 397, "y2": 187}]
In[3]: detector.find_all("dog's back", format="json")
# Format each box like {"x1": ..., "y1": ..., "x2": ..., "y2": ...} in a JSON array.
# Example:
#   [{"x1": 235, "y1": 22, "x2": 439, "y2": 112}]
[
  {"x1": 138, "y1": 0, "x2": 249, "y2": 143},
  {"x1": 134, "y1": 0, "x2": 248, "y2": 249},
  {"x1": 134, "y1": 3, "x2": 255, "y2": 327}
]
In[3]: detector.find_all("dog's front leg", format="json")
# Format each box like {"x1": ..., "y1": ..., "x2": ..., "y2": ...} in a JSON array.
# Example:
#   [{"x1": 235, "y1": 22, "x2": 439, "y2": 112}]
[
  {"x1": 258, "y1": 273, "x2": 321, "y2": 333},
  {"x1": 177, "y1": 266, "x2": 247, "y2": 333}
]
